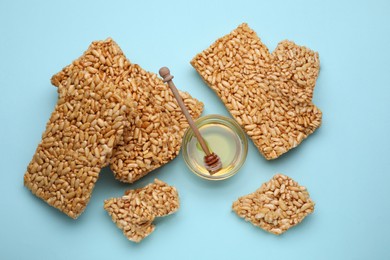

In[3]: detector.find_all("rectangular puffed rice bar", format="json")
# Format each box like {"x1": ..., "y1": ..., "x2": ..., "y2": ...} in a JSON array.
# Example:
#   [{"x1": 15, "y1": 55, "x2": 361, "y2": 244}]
[
  {"x1": 191, "y1": 23, "x2": 322, "y2": 160},
  {"x1": 24, "y1": 39, "x2": 133, "y2": 219}
]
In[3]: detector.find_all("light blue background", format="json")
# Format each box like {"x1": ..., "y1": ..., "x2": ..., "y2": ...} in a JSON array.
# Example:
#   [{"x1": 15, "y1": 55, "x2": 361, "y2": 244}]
[{"x1": 1, "y1": 0, "x2": 389, "y2": 259}]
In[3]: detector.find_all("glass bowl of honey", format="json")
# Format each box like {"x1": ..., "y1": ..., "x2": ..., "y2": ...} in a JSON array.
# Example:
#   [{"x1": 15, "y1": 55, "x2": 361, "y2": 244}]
[{"x1": 181, "y1": 115, "x2": 248, "y2": 180}]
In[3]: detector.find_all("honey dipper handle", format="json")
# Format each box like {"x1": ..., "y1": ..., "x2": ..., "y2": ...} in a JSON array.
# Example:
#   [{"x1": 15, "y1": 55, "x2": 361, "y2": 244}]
[{"x1": 159, "y1": 67, "x2": 211, "y2": 156}]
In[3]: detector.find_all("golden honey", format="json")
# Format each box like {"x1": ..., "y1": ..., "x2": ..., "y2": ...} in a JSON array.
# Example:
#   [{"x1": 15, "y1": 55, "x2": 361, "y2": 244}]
[{"x1": 182, "y1": 115, "x2": 248, "y2": 180}]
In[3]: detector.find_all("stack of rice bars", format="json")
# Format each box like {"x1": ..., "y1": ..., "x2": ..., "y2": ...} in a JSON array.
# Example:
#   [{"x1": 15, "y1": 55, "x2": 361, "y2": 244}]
[{"x1": 24, "y1": 39, "x2": 203, "y2": 219}]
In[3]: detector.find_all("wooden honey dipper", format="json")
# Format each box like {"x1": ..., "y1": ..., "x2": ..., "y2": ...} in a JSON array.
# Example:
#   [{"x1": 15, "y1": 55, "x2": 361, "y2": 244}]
[{"x1": 159, "y1": 67, "x2": 222, "y2": 175}]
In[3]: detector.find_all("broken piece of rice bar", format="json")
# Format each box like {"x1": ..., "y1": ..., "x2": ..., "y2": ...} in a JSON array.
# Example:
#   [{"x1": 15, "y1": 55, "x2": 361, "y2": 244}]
[
  {"x1": 24, "y1": 39, "x2": 134, "y2": 219},
  {"x1": 52, "y1": 42, "x2": 204, "y2": 184},
  {"x1": 191, "y1": 23, "x2": 322, "y2": 160},
  {"x1": 232, "y1": 174, "x2": 315, "y2": 235},
  {"x1": 104, "y1": 179, "x2": 179, "y2": 242}
]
